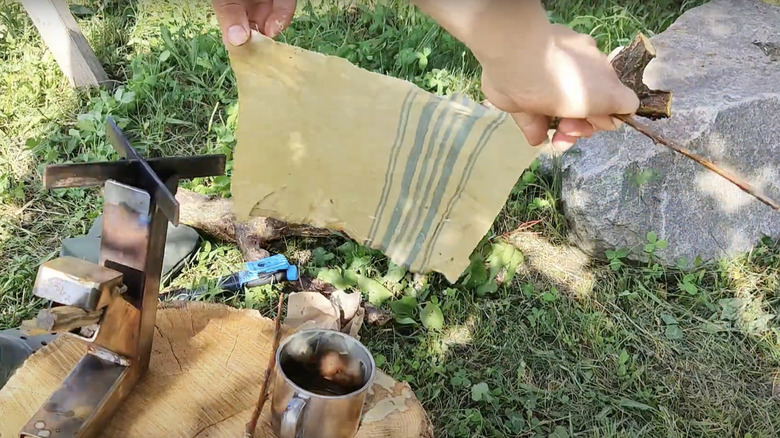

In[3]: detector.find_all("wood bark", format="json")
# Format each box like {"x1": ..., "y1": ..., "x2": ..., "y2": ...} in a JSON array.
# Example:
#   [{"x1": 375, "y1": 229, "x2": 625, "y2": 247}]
[
  {"x1": 609, "y1": 32, "x2": 672, "y2": 120},
  {"x1": 0, "y1": 301, "x2": 434, "y2": 438},
  {"x1": 176, "y1": 188, "x2": 332, "y2": 261}
]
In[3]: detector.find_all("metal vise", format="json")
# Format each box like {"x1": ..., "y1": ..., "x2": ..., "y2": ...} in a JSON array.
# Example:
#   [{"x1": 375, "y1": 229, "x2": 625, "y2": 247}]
[{"x1": 18, "y1": 117, "x2": 225, "y2": 438}]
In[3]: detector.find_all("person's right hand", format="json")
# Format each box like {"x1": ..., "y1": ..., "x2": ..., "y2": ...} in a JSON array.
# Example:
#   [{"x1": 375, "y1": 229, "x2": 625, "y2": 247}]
[
  {"x1": 212, "y1": 0, "x2": 297, "y2": 47},
  {"x1": 478, "y1": 23, "x2": 639, "y2": 150}
]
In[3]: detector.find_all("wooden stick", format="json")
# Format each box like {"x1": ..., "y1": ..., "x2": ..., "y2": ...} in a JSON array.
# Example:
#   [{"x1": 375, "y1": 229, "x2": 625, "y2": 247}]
[
  {"x1": 616, "y1": 114, "x2": 780, "y2": 211},
  {"x1": 244, "y1": 293, "x2": 285, "y2": 438},
  {"x1": 547, "y1": 32, "x2": 780, "y2": 211},
  {"x1": 176, "y1": 188, "x2": 331, "y2": 262}
]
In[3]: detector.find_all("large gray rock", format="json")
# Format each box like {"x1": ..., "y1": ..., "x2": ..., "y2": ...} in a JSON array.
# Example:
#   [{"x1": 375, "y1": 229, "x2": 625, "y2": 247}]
[{"x1": 559, "y1": 0, "x2": 780, "y2": 266}]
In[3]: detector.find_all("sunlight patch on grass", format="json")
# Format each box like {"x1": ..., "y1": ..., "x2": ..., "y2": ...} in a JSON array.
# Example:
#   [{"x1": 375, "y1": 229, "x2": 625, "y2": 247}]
[{"x1": 506, "y1": 230, "x2": 596, "y2": 298}]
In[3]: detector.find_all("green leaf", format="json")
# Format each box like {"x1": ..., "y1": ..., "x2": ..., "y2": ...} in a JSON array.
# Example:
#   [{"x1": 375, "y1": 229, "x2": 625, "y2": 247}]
[
  {"x1": 394, "y1": 316, "x2": 417, "y2": 325},
  {"x1": 665, "y1": 324, "x2": 683, "y2": 340},
  {"x1": 120, "y1": 91, "x2": 135, "y2": 105},
  {"x1": 159, "y1": 50, "x2": 171, "y2": 62},
  {"x1": 160, "y1": 25, "x2": 176, "y2": 51},
  {"x1": 655, "y1": 239, "x2": 668, "y2": 249},
  {"x1": 644, "y1": 244, "x2": 655, "y2": 253},
  {"x1": 383, "y1": 262, "x2": 407, "y2": 285},
  {"x1": 358, "y1": 275, "x2": 394, "y2": 305},
  {"x1": 679, "y1": 282, "x2": 698, "y2": 295},
  {"x1": 548, "y1": 426, "x2": 570, "y2": 438},
  {"x1": 311, "y1": 247, "x2": 335, "y2": 266},
  {"x1": 646, "y1": 231, "x2": 657, "y2": 243},
  {"x1": 505, "y1": 250, "x2": 524, "y2": 284},
  {"x1": 541, "y1": 289, "x2": 558, "y2": 302},
  {"x1": 70, "y1": 5, "x2": 95, "y2": 16},
  {"x1": 476, "y1": 280, "x2": 498, "y2": 296},
  {"x1": 618, "y1": 349, "x2": 629, "y2": 364},
  {"x1": 316, "y1": 268, "x2": 357, "y2": 290},
  {"x1": 471, "y1": 382, "x2": 491, "y2": 402},
  {"x1": 701, "y1": 321, "x2": 726, "y2": 333},
  {"x1": 616, "y1": 398, "x2": 654, "y2": 411},
  {"x1": 605, "y1": 250, "x2": 616, "y2": 259},
  {"x1": 390, "y1": 295, "x2": 418, "y2": 317},
  {"x1": 660, "y1": 313, "x2": 677, "y2": 325},
  {"x1": 420, "y1": 302, "x2": 444, "y2": 330}
]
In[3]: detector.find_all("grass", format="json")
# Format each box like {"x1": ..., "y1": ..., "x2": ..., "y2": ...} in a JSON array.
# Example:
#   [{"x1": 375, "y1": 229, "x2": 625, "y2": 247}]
[{"x1": 3, "y1": 0, "x2": 780, "y2": 436}]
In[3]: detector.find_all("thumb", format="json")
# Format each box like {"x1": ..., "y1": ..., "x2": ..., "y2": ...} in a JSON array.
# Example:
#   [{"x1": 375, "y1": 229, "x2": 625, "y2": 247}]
[
  {"x1": 511, "y1": 112, "x2": 551, "y2": 146},
  {"x1": 612, "y1": 83, "x2": 640, "y2": 116},
  {"x1": 264, "y1": 0, "x2": 297, "y2": 38},
  {"x1": 212, "y1": 0, "x2": 251, "y2": 47}
]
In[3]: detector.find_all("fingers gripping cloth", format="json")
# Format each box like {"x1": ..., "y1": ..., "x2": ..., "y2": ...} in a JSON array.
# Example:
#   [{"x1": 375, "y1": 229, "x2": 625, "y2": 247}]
[{"x1": 228, "y1": 32, "x2": 543, "y2": 283}]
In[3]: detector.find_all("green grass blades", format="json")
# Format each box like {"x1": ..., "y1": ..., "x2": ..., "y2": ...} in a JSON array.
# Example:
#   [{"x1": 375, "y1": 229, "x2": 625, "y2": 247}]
[{"x1": 3, "y1": 0, "x2": 780, "y2": 437}]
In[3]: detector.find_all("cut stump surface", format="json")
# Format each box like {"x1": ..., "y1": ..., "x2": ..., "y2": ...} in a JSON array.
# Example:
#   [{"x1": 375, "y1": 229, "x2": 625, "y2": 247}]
[{"x1": 0, "y1": 301, "x2": 433, "y2": 438}]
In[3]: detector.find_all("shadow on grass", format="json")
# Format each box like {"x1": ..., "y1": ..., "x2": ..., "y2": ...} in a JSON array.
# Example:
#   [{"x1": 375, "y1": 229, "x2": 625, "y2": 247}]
[{"x1": 361, "y1": 238, "x2": 780, "y2": 436}]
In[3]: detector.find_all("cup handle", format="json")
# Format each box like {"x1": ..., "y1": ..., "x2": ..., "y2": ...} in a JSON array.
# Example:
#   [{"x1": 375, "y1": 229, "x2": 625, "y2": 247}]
[{"x1": 280, "y1": 394, "x2": 308, "y2": 438}]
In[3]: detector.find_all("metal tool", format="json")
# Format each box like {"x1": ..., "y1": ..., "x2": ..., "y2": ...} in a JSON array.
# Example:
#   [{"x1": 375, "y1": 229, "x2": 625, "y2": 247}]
[
  {"x1": 18, "y1": 117, "x2": 225, "y2": 438},
  {"x1": 271, "y1": 329, "x2": 376, "y2": 438},
  {"x1": 170, "y1": 254, "x2": 299, "y2": 301}
]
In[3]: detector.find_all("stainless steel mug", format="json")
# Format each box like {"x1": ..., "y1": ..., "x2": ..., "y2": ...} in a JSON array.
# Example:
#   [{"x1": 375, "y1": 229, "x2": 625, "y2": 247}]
[{"x1": 271, "y1": 329, "x2": 376, "y2": 438}]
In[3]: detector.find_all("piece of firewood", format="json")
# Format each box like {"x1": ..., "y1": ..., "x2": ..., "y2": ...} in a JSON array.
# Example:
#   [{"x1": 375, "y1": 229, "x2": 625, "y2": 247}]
[
  {"x1": 610, "y1": 32, "x2": 672, "y2": 120},
  {"x1": 176, "y1": 188, "x2": 332, "y2": 261},
  {"x1": 18, "y1": 0, "x2": 110, "y2": 89},
  {"x1": 244, "y1": 293, "x2": 285, "y2": 438},
  {"x1": 21, "y1": 306, "x2": 103, "y2": 335}
]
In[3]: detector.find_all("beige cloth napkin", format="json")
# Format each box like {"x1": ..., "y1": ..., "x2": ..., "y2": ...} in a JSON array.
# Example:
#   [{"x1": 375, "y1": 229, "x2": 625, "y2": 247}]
[{"x1": 228, "y1": 32, "x2": 543, "y2": 283}]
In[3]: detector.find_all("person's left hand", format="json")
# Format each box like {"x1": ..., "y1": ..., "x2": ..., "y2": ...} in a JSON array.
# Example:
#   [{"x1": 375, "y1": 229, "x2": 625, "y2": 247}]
[{"x1": 212, "y1": 0, "x2": 297, "y2": 47}]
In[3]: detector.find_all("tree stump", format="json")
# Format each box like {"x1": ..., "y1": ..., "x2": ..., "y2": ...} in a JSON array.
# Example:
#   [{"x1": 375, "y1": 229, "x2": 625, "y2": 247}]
[{"x1": 0, "y1": 302, "x2": 433, "y2": 438}]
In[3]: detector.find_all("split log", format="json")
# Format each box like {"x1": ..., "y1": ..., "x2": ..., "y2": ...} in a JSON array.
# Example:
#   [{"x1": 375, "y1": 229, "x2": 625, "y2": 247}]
[
  {"x1": 0, "y1": 301, "x2": 434, "y2": 438},
  {"x1": 176, "y1": 188, "x2": 332, "y2": 261},
  {"x1": 18, "y1": 0, "x2": 110, "y2": 89},
  {"x1": 21, "y1": 306, "x2": 103, "y2": 335}
]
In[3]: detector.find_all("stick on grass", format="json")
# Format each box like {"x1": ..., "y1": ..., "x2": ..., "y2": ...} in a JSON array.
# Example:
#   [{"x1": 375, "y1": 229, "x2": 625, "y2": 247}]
[{"x1": 244, "y1": 293, "x2": 285, "y2": 438}]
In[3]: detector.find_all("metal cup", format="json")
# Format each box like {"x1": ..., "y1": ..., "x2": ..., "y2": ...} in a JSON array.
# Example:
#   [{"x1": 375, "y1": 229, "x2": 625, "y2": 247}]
[{"x1": 271, "y1": 329, "x2": 376, "y2": 438}]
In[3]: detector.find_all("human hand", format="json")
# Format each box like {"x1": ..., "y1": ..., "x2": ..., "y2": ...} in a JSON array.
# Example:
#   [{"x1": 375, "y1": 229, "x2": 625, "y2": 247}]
[
  {"x1": 478, "y1": 24, "x2": 639, "y2": 150},
  {"x1": 212, "y1": 0, "x2": 297, "y2": 47}
]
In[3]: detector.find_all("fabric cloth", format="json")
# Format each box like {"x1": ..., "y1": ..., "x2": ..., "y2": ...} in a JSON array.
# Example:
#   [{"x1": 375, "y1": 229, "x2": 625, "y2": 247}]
[{"x1": 228, "y1": 32, "x2": 543, "y2": 283}]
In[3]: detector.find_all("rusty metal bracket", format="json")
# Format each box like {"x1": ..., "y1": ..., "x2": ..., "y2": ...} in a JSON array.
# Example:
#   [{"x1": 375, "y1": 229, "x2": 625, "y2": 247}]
[{"x1": 19, "y1": 117, "x2": 226, "y2": 438}]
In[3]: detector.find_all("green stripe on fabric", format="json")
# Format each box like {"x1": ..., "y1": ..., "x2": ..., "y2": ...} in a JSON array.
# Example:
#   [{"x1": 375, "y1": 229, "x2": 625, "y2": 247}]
[
  {"x1": 378, "y1": 94, "x2": 442, "y2": 250},
  {"x1": 419, "y1": 112, "x2": 508, "y2": 271},
  {"x1": 394, "y1": 97, "x2": 456, "y2": 249},
  {"x1": 364, "y1": 87, "x2": 417, "y2": 246},
  {"x1": 402, "y1": 98, "x2": 487, "y2": 269}
]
